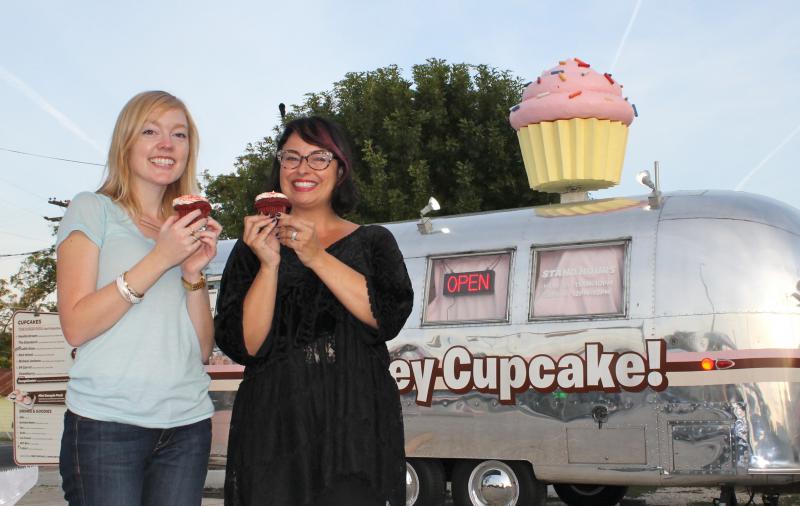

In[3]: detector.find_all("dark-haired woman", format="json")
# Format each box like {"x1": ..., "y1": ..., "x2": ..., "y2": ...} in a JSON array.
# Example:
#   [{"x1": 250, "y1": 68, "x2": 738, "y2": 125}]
[{"x1": 215, "y1": 116, "x2": 413, "y2": 506}]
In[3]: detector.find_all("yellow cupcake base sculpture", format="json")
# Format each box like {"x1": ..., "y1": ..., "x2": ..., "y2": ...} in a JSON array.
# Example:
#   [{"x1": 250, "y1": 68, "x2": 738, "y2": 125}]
[
  {"x1": 534, "y1": 197, "x2": 641, "y2": 218},
  {"x1": 517, "y1": 118, "x2": 629, "y2": 193}
]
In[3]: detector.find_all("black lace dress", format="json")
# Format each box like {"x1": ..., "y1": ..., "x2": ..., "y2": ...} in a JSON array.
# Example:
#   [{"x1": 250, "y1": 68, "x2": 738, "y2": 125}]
[{"x1": 214, "y1": 225, "x2": 413, "y2": 506}]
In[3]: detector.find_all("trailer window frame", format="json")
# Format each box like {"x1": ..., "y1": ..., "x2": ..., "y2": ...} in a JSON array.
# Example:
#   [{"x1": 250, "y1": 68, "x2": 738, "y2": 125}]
[
  {"x1": 528, "y1": 239, "x2": 630, "y2": 322},
  {"x1": 421, "y1": 248, "x2": 515, "y2": 326}
]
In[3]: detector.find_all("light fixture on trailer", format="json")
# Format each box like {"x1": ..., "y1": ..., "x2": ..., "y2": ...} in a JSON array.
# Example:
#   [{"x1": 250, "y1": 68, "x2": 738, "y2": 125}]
[
  {"x1": 637, "y1": 161, "x2": 662, "y2": 209},
  {"x1": 417, "y1": 197, "x2": 443, "y2": 235}
]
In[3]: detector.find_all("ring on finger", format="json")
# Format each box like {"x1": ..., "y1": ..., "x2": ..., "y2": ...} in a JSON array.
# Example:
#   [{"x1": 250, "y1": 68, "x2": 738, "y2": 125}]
[
  {"x1": 291, "y1": 230, "x2": 298, "y2": 241},
  {"x1": 190, "y1": 230, "x2": 199, "y2": 241}
]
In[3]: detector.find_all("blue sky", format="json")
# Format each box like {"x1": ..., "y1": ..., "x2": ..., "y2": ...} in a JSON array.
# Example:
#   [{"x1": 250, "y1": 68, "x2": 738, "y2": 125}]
[{"x1": 2, "y1": 1, "x2": 799, "y2": 282}]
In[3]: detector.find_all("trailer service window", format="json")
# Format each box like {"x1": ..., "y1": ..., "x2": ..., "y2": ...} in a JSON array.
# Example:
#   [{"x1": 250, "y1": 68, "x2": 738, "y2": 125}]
[
  {"x1": 423, "y1": 251, "x2": 512, "y2": 324},
  {"x1": 530, "y1": 241, "x2": 628, "y2": 319}
]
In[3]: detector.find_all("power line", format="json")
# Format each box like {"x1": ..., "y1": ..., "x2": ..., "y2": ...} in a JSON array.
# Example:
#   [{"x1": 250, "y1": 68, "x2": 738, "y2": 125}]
[
  {"x1": 0, "y1": 146, "x2": 105, "y2": 167},
  {"x1": 0, "y1": 248, "x2": 50, "y2": 258},
  {"x1": 0, "y1": 197, "x2": 47, "y2": 220},
  {"x1": 0, "y1": 174, "x2": 49, "y2": 201},
  {"x1": 0, "y1": 229, "x2": 51, "y2": 242}
]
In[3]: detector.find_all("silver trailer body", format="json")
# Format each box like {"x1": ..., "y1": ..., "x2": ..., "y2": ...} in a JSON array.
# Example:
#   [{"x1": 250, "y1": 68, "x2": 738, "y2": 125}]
[{"x1": 207, "y1": 189, "x2": 800, "y2": 496}]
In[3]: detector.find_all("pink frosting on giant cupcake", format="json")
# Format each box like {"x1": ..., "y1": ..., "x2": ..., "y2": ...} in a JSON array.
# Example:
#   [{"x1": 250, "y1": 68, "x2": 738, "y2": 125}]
[{"x1": 509, "y1": 58, "x2": 634, "y2": 130}]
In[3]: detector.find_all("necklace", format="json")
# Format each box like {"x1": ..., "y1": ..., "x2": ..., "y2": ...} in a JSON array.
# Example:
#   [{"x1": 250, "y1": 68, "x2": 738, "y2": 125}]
[{"x1": 138, "y1": 216, "x2": 162, "y2": 233}]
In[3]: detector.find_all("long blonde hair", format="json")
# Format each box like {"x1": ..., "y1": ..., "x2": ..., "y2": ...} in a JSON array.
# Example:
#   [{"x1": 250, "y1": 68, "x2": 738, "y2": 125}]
[{"x1": 98, "y1": 91, "x2": 200, "y2": 218}]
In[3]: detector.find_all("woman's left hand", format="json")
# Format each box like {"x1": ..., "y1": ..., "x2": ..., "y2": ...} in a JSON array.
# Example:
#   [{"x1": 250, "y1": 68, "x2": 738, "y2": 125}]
[
  {"x1": 276, "y1": 215, "x2": 323, "y2": 267},
  {"x1": 181, "y1": 217, "x2": 223, "y2": 277}
]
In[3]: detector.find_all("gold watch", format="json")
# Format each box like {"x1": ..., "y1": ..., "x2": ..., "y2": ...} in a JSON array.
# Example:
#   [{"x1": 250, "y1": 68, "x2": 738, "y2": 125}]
[{"x1": 181, "y1": 273, "x2": 206, "y2": 291}]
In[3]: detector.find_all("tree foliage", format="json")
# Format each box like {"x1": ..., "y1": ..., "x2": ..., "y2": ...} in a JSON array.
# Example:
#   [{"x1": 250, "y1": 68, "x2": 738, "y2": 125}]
[
  {"x1": 0, "y1": 244, "x2": 57, "y2": 368},
  {"x1": 203, "y1": 140, "x2": 275, "y2": 239},
  {"x1": 204, "y1": 59, "x2": 557, "y2": 238}
]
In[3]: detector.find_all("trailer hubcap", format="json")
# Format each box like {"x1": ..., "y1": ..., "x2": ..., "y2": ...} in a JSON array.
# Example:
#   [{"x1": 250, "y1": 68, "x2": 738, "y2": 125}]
[
  {"x1": 468, "y1": 460, "x2": 519, "y2": 506},
  {"x1": 405, "y1": 462, "x2": 419, "y2": 506}
]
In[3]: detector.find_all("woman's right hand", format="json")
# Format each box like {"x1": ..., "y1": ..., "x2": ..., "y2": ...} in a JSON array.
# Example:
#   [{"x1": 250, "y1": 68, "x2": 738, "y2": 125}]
[
  {"x1": 243, "y1": 214, "x2": 281, "y2": 269},
  {"x1": 151, "y1": 210, "x2": 206, "y2": 270}
]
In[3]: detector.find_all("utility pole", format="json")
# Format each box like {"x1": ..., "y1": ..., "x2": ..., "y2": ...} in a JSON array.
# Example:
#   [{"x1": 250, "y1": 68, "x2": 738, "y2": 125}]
[
  {"x1": 48, "y1": 198, "x2": 69, "y2": 208},
  {"x1": 44, "y1": 198, "x2": 70, "y2": 222}
]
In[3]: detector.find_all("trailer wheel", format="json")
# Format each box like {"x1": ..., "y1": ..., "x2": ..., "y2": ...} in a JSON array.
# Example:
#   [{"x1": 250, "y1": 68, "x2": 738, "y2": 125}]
[
  {"x1": 452, "y1": 460, "x2": 545, "y2": 506},
  {"x1": 405, "y1": 459, "x2": 446, "y2": 506},
  {"x1": 552, "y1": 484, "x2": 628, "y2": 506}
]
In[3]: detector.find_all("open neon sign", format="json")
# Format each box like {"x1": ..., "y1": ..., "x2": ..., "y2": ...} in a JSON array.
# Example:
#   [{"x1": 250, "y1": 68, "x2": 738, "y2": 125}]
[{"x1": 443, "y1": 270, "x2": 495, "y2": 296}]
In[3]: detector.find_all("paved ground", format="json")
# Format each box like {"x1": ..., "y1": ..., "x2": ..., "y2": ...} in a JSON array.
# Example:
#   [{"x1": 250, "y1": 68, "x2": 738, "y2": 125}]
[
  {"x1": 1, "y1": 441, "x2": 12, "y2": 467},
  {"x1": 10, "y1": 469, "x2": 225, "y2": 506},
  {"x1": 4, "y1": 443, "x2": 800, "y2": 505},
  {"x1": 12, "y1": 475, "x2": 800, "y2": 506}
]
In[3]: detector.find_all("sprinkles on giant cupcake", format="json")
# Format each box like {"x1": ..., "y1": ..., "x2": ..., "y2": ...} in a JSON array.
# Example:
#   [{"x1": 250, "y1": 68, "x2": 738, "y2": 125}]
[{"x1": 509, "y1": 58, "x2": 637, "y2": 193}]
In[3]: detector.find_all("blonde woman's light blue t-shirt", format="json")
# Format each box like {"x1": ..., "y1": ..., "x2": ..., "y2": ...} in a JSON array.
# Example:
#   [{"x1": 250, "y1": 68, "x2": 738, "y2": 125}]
[{"x1": 56, "y1": 192, "x2": 213, "y2": 428}]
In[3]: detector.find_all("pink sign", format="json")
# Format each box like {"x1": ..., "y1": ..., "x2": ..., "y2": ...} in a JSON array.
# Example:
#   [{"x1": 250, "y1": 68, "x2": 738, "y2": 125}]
[
  {"x1": 531, "y1": 244, "x2": 625, "y2": 318},
  {"x1": 425, "y1": 253, "x2": 511, "y2": 323}
]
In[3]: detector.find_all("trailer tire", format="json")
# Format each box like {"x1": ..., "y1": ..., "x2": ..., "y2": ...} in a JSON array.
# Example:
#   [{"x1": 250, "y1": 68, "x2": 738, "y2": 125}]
[
  {"x1": 552, "y1": 484, "x2": 628, "y2": 506},
  {"x1": 452, "y1": 460, "x2": 545, "y2": 506},
  {"x1": 405, "y1": 459, "x2": 446, "y2": 506}
]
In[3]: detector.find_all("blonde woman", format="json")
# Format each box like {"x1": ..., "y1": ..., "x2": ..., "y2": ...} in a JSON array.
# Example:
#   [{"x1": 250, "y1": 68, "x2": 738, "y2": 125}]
[{"x1": 56, "y1": 91, "x2": 221, "y2": 506}]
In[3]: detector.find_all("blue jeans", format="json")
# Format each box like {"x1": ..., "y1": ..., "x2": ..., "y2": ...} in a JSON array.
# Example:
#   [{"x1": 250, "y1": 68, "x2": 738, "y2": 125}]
[{"x1": 59, "y1": 410, "x2": 211, "y2": 506}]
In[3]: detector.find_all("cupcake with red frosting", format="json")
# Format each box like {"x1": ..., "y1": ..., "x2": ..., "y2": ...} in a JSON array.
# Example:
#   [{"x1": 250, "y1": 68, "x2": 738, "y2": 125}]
[
  {"x1": 509, "y1": 58, "x2": 635, "y2": 192},
  {"x1": 172, "y1": 195, "x2": 211, "y2": 224},
  {"x1": 255, "y1": 191, "x2": 291, "y2": 217}
]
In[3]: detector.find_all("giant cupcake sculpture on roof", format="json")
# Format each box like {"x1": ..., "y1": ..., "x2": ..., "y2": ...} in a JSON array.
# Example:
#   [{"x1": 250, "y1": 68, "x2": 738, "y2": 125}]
[{"x1": 509, "y1": 57, "x2": 636, "y2": 193}]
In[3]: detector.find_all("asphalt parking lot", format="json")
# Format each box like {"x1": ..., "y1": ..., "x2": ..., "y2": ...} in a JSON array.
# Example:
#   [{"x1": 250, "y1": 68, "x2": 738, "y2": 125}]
[{"x1": 5, "y1": 441, "x2": 800, "y2": 506}]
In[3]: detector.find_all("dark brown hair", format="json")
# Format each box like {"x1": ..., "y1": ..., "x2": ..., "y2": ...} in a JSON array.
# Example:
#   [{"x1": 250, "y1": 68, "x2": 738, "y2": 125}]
[{"x1": 269, "y1": 116, "x2": 358, "y2": 216}]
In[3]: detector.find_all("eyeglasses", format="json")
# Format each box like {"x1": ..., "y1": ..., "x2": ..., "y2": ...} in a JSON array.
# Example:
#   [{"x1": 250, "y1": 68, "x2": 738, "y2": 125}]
[{"x1": 277, "y1": 149, "x2": 335, "y2": 171}]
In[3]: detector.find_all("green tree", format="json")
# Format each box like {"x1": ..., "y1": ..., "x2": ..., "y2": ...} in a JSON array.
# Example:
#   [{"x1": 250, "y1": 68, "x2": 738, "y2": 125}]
[
  {"x1": 204, "y1": 59, "x2": 556, "y2": 237},
  {"x1": 0, "y1": 279, "x2": 13, "y2": 369},
  {"x1": 0, "y1": 245, "x2": 57, "y2": 368},
  {"x1": 203, "y1": 140, "x2": 275, "y2": 239}
]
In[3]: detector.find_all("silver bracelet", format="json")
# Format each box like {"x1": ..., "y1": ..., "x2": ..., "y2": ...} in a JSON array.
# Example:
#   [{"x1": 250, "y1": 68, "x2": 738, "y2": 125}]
[{"x1": 115, "y1": 273, "x2": 143, "y2": 304}]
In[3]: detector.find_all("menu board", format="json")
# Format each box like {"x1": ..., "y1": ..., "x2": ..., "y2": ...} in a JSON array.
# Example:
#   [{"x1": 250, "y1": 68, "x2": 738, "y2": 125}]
[
  {"x1": 9, "y1": 303, "x2": 240, "y2": 467},
  {"x1": 10, "y1": 311, "x2": 72, "y2": 465}
]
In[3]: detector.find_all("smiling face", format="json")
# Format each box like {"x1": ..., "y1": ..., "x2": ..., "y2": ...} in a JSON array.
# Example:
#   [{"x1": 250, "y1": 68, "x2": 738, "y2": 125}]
[
  {"x1": 278, "y1": 132, "x2": 339, "y2": 211},
  {"x1": 128, "y1": 107, "x2": 189, "y2": 193}
]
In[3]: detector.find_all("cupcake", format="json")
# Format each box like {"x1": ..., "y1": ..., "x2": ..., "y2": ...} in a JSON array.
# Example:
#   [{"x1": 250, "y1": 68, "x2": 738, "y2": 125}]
[
  {"x1": 255, "y1": 191, "x2": 291, "y2": 217},
  {"x1": 509, "y1": 58, "x2": 635, "y2": 192},
  {"x1": 172, "y1": 195, "x2": 212, "y2": 224}
]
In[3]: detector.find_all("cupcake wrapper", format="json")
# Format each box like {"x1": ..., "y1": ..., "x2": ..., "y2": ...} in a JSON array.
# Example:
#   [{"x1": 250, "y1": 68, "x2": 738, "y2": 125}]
[
  {"x1": 517, "y1": 118, "x2": 629, "y2": 193},
  {"x1": 256, "y1": 204, "x2": 289, "y2": 217},
  {"x1": 175, "y1": 204, "x2": 211, "y2": 224}
]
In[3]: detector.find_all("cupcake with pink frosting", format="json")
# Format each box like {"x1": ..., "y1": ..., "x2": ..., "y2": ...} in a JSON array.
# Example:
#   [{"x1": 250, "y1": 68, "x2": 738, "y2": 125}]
[
  {"x1": 509, "y1": 58, "x2": 636, "y2": 193},
  {"x1": 172, "y1": 195, "x2": 212, "y2": 224},
  {"x1": 254, "y1": 191, "x2": 291, "y2": 217}
]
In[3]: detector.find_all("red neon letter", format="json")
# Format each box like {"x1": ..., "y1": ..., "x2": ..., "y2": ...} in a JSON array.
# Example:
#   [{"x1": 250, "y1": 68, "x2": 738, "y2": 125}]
[
  {"x1": 458, "y1": 274, "x2": 469, "y2": 292},
  {"x1": 446, "y1": 276, "x2": 458, "y2": 294},
  {"x1": 478, "y1": 273, "x2": 490, "y2": 291},
  {"x1": 468, "y1": 273, "x2": 479, "y2": 292}
]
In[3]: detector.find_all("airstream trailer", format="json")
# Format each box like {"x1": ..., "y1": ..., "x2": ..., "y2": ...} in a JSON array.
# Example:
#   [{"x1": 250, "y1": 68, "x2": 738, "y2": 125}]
[{"x1": 206, "y1": 189, "x2": 800, "y2": 506}]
